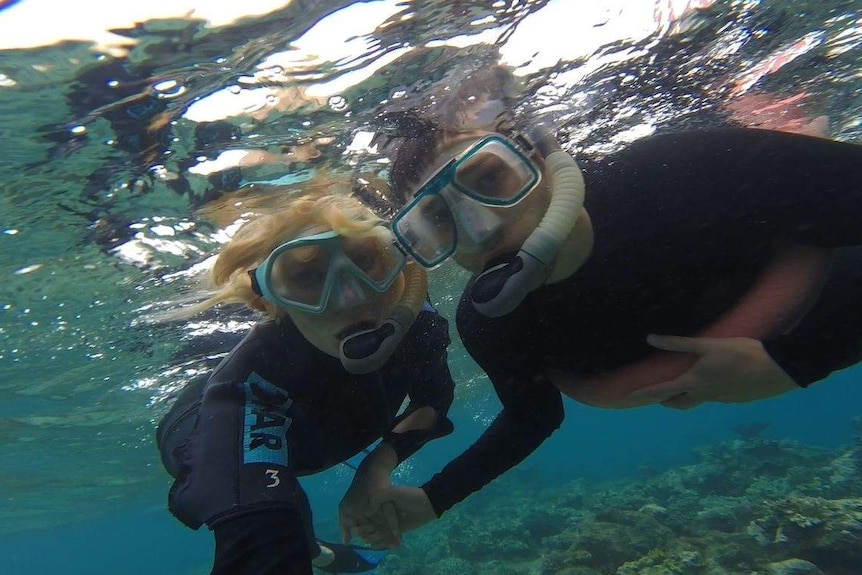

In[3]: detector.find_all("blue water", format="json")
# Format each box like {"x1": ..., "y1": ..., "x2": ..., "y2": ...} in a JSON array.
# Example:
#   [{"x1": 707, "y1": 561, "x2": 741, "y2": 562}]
[
  {"x1": 3, "y1": 371, "x2": 860, "y2": 573},
  {"x1": 1, "y1": 0, "x2": 861, "y2": 574}
]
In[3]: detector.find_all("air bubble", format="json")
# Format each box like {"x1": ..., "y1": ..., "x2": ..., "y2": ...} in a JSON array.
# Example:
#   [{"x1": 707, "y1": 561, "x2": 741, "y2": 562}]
[{"x1": 328, "y1": 95, "x2": 348, "y2": 111}]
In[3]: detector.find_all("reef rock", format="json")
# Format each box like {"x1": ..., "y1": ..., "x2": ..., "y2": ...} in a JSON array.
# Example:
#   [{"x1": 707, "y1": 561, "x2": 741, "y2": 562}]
[{"x1": 765, "y1": 558, "x2": 824, "y2": 575}]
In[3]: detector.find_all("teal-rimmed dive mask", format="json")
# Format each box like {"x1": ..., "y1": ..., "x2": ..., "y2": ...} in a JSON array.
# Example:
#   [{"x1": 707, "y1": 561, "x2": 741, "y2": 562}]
[
  {"x1": 249, "y1": 229, "x2": 406, "y2": 314},
  {"x1": 392, "y1": 135, "x2": 541, "y2": 267}
]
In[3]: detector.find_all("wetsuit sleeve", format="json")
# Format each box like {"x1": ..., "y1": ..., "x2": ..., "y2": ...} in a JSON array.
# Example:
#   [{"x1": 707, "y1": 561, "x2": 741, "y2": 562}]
[
  {"x1": 211, "y1": 510, "x2": 313, "y2": 575},
  {"x1": 166, "y1": 335, "x2": 318, "y2": 575},
  {"x1": 382, "y1": 311, "x2": 456, "y2": 463},
  {"x1": 763, "y1": 247, "x2": 862, "y2": 386},
  {"x1": 420, "y1": 299, "x2": 564, "y2": 516}
]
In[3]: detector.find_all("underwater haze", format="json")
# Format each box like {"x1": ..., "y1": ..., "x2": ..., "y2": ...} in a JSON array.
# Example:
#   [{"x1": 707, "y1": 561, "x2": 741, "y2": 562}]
[{"x1": 1, "y1": 0, "x2": 862, "y2": 573}]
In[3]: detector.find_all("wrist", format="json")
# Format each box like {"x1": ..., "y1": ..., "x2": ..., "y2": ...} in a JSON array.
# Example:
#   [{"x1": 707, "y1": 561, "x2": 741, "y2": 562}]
[{"x1": 358, "y1": 443, "x2": 398, "y2": 478}]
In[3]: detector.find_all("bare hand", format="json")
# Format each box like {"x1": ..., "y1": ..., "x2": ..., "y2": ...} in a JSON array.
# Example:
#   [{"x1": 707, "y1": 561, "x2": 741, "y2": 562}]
[
  {"x1": 338, "y1": 468, "x2": 400, "y2": 548},
  {"x1": 628, "y1": 334, "x2": 798, "y2": 409},
  {"x1": 353, "y1": 486, "x2": 438, "y2": 549}
]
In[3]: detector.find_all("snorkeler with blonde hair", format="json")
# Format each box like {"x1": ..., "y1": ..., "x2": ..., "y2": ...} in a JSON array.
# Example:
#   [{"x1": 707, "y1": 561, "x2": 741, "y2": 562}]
[
  {"x1": 156, "y1": 190, "x2": 455, "y2": 574},
  {"x1": 345, "y1": 113, "x2": 862, "y2": 545}
]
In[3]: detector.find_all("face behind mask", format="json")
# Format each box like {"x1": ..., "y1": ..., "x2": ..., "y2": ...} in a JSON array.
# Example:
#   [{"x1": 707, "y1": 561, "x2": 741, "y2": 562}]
[
  {"x1": 392, "y1": 125, "x2": 585, "y2": 316},
  {"x1": 250, "y1": 228, "x2": 427, "y2": 374}
]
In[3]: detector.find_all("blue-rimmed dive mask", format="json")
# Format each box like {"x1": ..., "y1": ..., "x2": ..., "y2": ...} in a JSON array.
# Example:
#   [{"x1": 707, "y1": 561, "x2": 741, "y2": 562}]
[
  {"x1": 392, "y1": 135, "x2": 541, "y2": 267},
  {"x1": 250, "y1": 229, "x2": 406, "y2": 314}
]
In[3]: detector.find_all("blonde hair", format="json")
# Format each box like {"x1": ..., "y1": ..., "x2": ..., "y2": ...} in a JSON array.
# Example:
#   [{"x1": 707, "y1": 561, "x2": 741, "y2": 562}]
[{"x1": 162, "y1": 190, "x2": 385, "y2": 322}]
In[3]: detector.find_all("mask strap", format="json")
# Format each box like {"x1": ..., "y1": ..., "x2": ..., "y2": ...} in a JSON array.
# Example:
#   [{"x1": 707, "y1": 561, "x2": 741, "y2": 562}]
[{"x1": 248, "y1": 269, "x2": 263, "y2": 296}]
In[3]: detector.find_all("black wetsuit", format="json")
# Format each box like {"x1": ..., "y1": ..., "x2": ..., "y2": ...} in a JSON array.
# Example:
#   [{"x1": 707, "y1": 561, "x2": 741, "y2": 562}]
[
  {"x1": 157, "y1": 305, "x2": 454, "y2": 575},
  {"x1": 422, "y1": 128, "x2": 862, "y2": 515}
]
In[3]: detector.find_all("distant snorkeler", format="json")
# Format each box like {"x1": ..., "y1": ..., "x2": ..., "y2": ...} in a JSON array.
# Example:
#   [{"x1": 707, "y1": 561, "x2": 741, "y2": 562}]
[
  {"x1": 155, "y1": 190, "x2": 456, "y2": 574},
  {"x1": 347, "y1": 85, "x2": 862, "y2": 545}
]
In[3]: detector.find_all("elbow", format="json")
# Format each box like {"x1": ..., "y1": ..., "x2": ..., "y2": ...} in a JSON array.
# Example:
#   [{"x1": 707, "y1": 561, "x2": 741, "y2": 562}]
[
  {"x1": 519, "y1": 394, "x2": 564, "y2": 438},
  {"x1": 543, "y1": 399, "x2": 565, "y2": 435}
]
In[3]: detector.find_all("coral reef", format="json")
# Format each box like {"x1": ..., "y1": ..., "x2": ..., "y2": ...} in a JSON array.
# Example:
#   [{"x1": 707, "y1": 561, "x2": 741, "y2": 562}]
[{"x1": 377, "y1": 433, "x2": 862, "y2": 575}]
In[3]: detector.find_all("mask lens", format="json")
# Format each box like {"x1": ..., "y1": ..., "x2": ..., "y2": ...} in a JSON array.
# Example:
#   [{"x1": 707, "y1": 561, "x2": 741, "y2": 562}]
[
  {"x1": 395, "y1": 193, "x2": 456, "y2": 266},
  {"x1": 454, "y1": 139, "x2": 537, "y2": 204},
  {"x1": 268, "y1": 243, "x2": 333, "y2": 307},
  {"x1": 342, "y1": 233, "x2": 404, "y2": 285}
]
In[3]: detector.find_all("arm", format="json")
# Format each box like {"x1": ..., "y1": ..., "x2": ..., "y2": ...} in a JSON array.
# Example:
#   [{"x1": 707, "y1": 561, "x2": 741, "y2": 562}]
[
  {"x1": 421, "y1": 298, "x2": 564, "y2": 517},
  {"x1": 166, "y1": 332, "x2": 319, "y2": 575},
  {"x1": 763, "y1": 246, "x2": 862, "y2": 386},
  {"x1": 363, "y1": 310, "x2": 456, "y2": 477},
  {"x1": 339, "y1": 310, "x2": 455, "y2": 544},
  {"x1": 211, "y1": 511, "x2": 313, "y2": 575},
  {"x1": 346, "y1": 293, "x2": 564, "y2": 549},
  {"x1": 634, "y1": 247, "x2": 862, "y2": 407},
  {"x1": 350, "y1": 361, "x2": 563, "y2": 547},
  {"x1": 421, "y1": 368, "x2": 563, "y2": 516}
]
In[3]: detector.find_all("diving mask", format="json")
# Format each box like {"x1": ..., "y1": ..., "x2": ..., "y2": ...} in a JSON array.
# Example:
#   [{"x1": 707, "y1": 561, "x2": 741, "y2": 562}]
[
  {"x1": 392, "y1": 135, "x2": 541, "y2": 267},
  {"x1": 393, "y1": 124, "x2": 586, "y2": 317},
  {"x1": 250, "y1": 229, "x2": 406, "y2": 314}
]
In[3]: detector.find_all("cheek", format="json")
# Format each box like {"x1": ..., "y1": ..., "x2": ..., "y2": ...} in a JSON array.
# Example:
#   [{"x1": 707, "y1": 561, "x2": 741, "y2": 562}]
[
  {"x1": 383, "y1": 275, "x2": 406, "y2": 308},
  {"x1": 509, "y1": 187, "x2": 549, "y2": 232}
]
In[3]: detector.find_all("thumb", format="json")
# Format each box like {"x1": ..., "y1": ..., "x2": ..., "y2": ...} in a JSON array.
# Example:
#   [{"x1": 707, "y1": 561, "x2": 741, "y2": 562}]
[{"x1": 647, "y1": 334, "x2": 705, "y2": 354}]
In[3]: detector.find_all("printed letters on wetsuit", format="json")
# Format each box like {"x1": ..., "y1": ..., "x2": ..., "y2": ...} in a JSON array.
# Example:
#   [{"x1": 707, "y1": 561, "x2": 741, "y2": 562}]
[{"x1": 243, "y1": 372, "x2": 293, "y2": 466}]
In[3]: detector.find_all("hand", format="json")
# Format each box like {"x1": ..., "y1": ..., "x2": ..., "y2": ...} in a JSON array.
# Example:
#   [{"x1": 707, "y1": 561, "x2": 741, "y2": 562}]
[
  {"x1": 338, "y1": 459, "x2": 400, "y2": 548},
  {"x1": 628, "y1": 334, "x2": 799, "y2": 409},
  {"x1": 353, "y1": 486, "x2": 438, "y2": 549}
]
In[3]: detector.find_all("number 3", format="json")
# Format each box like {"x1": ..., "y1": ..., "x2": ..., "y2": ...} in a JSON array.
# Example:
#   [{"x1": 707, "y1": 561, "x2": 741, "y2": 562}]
[{"x1": 265, "y1": 469, "x2": 280, "y2": 488}]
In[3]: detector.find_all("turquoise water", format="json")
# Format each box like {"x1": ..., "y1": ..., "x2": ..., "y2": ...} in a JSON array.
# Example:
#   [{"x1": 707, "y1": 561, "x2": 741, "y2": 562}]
[{"x1": 1, "y1": 0, "x2": 861, "y2": 573}]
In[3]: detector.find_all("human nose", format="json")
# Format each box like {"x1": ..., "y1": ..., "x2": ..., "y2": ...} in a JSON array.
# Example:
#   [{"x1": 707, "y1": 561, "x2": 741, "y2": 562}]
[
  {"x1": 443, "y1": 190, "x2": 502, "y2": 245},
  {"x1": 330, "y1": 272, "x2": 370, "y2": 310}
]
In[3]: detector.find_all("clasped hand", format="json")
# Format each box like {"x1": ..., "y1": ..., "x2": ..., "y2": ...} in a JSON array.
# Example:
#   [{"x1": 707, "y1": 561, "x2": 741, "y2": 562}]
[
  {"x1": 339, "y1": 481, "x2": 436, "y2": 549},
  {"x1": 338, "y1": 460, "x2": 402, "y2": 548},
  {"x1": 629, "y1": 334, "x2": 799, "y2": 409}
]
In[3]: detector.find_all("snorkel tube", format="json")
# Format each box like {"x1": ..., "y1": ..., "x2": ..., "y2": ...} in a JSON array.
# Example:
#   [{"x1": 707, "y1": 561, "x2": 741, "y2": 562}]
[
  {"x1": 339, "y1": 261, "x2": 427, "y2": 374},
  {"x1": 471, "y1": 124, "x2": 585, "y2": 317}
]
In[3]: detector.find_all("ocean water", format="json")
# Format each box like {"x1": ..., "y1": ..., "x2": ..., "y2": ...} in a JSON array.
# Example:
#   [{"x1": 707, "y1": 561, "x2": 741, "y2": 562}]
[{"x1": 1, "y1": 1, "x2": 861, "y2": 574}]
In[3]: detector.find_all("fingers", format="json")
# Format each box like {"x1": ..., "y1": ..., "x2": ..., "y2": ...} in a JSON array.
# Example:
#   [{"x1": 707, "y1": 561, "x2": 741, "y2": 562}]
[
  {"x1": 354, "y1": 523, "x2": 397, "y2": 549},
  {"x1": 647, "y1": 334, "x2": 706, "y2": 354},
  {"x1": 628, "y1": 375, "x2": 695, "y2": 402},
  {"x1": 367, "y1": 509, "x2": 399, "y2": 548},
  {"x1": 380, "y1": 501, "x2": 401, "y2": 547},
  {"x1": 347, "y1": 507, "x2": 399, "y2": 548},
  {"x1": 339, "y1": 519, "x2": 353, "y2": 545},
  {"x1": 660, "y1": 392, "x2": 703, "y2": 410}
]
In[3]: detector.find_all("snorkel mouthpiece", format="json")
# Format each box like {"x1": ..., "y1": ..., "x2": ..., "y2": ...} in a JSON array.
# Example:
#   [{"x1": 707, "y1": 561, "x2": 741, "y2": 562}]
[
  {"x1": 472, "y1": 123, "x2": 585, "y2": 317},
  {"x1": 338, "y1": 262, "x2": 427, "y2": 374},
  {"x1": 339, "y1": 307, "x2": 410, "y2": 374}
]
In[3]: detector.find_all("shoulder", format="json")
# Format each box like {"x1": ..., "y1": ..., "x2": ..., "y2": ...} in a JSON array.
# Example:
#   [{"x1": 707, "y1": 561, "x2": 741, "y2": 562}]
[
  {"x1": 454, "y1": 282, "x2": 508, "y2": 361},
  {"x1": 210, "y1": 320, "x2": 311, "y2": 383},
  {"x1": 405, "y1": 303, "x2": 451, "y2": 351}
]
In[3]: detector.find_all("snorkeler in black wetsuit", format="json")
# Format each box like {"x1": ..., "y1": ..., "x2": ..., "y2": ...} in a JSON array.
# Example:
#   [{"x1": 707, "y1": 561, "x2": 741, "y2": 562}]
[
  {"x1": 350, "y1": 126, "x2": 862, "y2": 540},
  {"x1": 156, "y1": 193, "x2": 455, "y2": 575}
]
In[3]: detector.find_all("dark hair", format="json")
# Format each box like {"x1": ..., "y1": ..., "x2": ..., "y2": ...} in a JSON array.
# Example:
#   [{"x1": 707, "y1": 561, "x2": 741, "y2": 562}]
[
  {"x1": 373, "y1": 64, "x2": 522, "y2": 208},
  {"x1": 373, "y1": 112, "x2": 445, "y2": 207}
]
